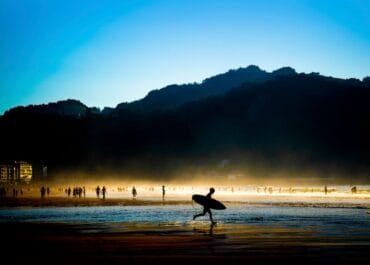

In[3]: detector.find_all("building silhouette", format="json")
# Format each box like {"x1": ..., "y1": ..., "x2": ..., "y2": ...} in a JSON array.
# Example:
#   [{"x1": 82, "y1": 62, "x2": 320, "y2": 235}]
[{"x1": 0, "y1": 161, "x2": 33, "y2": 183}]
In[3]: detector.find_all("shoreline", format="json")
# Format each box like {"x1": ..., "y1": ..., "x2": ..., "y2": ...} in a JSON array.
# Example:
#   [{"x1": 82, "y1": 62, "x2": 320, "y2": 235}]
[
  {"x1": 0, "y1": 196, "x2": 369, "y2": 209},
  {"x1": 0, "y1": 196, "x2": 191, "y2": 208}
]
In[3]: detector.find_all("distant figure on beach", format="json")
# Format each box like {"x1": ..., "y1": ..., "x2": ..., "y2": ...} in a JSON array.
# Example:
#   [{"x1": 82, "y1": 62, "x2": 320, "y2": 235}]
[
  {"x1": 132, "y1": 186, "x2": 137, "y2": 199},
  {"x1": 40, "y1": 186, "x2": 46, "y2": 198},
  {"x1": 67, "y1": 187, "x2": 71, "y2": 198},
  {"x1": 102, "y1": 186, "x2": 106, "y2": 200},
  {"x1": 351, "y1": 186, "x2": 357, "y2": 194},
  {"x1": 193, "y1": 188, "x2": 217, "y2": 224},
  {"x1": 0, "y1": 187, "x2": 6, "y2": 197},
  {"x1": 96, "y1": 186, "x2": 100, "y2": 199},
  {"x1": 324, "y1": 185, "x2": 328, "y2": 195},
  {"x1": 83, "y1": 186, "x2": 86, "y2": 198},
  {"x1": 162, "y1": 185, "x2": 166, "y2": 200},
  {"x1": 46, "y1": 187, "x2": 50, "y2": 196}
]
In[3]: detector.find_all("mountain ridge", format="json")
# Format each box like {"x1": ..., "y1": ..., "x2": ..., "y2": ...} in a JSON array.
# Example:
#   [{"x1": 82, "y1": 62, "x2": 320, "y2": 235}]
[
  {"x1": 1, "y1": 66, "x2": 370, "y2": 181},
  {"x1": 3, "y1": 65, "x2": 298, "y2": 116},
  {"x1": 116, "y1": 65, "x2": 297, "y2": 112},
  {"x1": 3, "y1": 65, "x2": 368, "y2": 117}
]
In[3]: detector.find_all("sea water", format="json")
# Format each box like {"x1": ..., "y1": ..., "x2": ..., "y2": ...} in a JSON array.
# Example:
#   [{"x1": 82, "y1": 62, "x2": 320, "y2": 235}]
[{"x1": 0, "y1": 203, "x2": 369, "y2": 239}]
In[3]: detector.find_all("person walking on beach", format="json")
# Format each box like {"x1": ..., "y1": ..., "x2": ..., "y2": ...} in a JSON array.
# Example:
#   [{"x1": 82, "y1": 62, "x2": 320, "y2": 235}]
[
  {"x1": 40, "y1": 186, "x2": 46, "y2": 198},
  {"x1": 96, "y1": 185, "x2": 100, "y2": 199},
  {"x1": 102, "y1": 186, "x2": 106, "y2": 200},
  {"x1": 67, "y1": 187, "x2": 71, "y2": 198},
  {"x1": 162, "y1": 185, "x2": 166, "y2": 200},
  {"x1": 193, "y1": 187, "x2": 216, "y2": 224},
  {"x1": 324, "y1": 185, "x2": 328, "y2": 195},
  {"x1": 132, "y1": 186, "x2": 137, "y2": 199}
]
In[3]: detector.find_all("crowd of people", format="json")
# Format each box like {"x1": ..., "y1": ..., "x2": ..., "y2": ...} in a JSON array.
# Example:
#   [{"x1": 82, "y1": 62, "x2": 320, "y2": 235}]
[
  {"x1": 0, "y1": 187, "x2": 25, "y2": 197},
  {"x1": 0, "y1": 184, "x2": 363, "y2": 199},
  {"x1": 40, "y1": 186, "x2": 50, "y2": 198},
  {"x1": 95, "y1": 185, "x2": 107, "y2": 199},
  {"x1": 65, "y1": 186, "x2": 86, "y2": 198},
  {"x1": 254, "y1": 185, "x2": 348, "y2": 195}
]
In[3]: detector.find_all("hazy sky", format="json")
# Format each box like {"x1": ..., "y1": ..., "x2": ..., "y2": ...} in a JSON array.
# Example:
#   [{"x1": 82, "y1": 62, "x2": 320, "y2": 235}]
[{"x1": 1, "y1": 0, "x2": 369, "y2": 114}]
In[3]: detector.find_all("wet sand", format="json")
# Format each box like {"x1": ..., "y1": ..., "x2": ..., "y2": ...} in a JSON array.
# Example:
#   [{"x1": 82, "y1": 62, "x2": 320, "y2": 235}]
[
  {"x1": 0, "y1": 196, "x2": 190, "y2": 207},
  {"x1": 1, "y1": 196, "x2": 369, "y2": 208},
  {"x1": 2, "y1": 221, "x2": 369, "y2": 265}
]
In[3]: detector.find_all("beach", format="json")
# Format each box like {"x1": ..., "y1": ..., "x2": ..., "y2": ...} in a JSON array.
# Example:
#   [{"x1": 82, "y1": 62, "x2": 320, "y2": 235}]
[{"x1": 1, "y1": 195, "x2": 369, "y2": 265}]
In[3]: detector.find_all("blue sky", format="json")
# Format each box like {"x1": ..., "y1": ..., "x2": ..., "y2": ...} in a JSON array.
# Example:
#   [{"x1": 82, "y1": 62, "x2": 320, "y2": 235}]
[{"x1": 1, "y1": 0, "x2": 369, "y2": 114}]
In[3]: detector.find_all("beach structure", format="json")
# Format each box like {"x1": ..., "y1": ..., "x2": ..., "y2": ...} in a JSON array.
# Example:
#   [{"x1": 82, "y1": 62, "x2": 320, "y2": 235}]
[{"x1": 0, "y1": 161, "x2": 32, "y2": 183}]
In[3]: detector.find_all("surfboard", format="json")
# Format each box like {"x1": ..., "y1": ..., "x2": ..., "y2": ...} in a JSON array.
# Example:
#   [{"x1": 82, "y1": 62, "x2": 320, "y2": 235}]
[{"x1": 192, "y1": 194, "x2": 226, "y2": 210}]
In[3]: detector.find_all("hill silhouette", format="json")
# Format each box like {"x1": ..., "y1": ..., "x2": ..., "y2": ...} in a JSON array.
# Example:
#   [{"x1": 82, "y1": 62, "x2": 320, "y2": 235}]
[
  {"x1": 1, "y1": 66, "x2": 370, "y2": 182},
  {"x1": 116, "y1": 65, "x2": 296, "y2": 112},
  {"x1": 4, "y1": 99, "x2": 89, "y2": 118}
]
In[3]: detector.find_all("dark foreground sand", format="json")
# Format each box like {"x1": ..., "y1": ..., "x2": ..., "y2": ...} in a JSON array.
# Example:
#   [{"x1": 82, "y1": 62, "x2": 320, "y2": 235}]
[{"x1": 2, "y1": 221, "x2": 369, "y2": 265}]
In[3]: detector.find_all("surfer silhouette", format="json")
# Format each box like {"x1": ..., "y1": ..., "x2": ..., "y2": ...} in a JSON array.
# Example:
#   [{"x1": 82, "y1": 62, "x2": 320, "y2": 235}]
[{"x1": 193, "y1": 187, "x2": 218, "y2": 224}]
